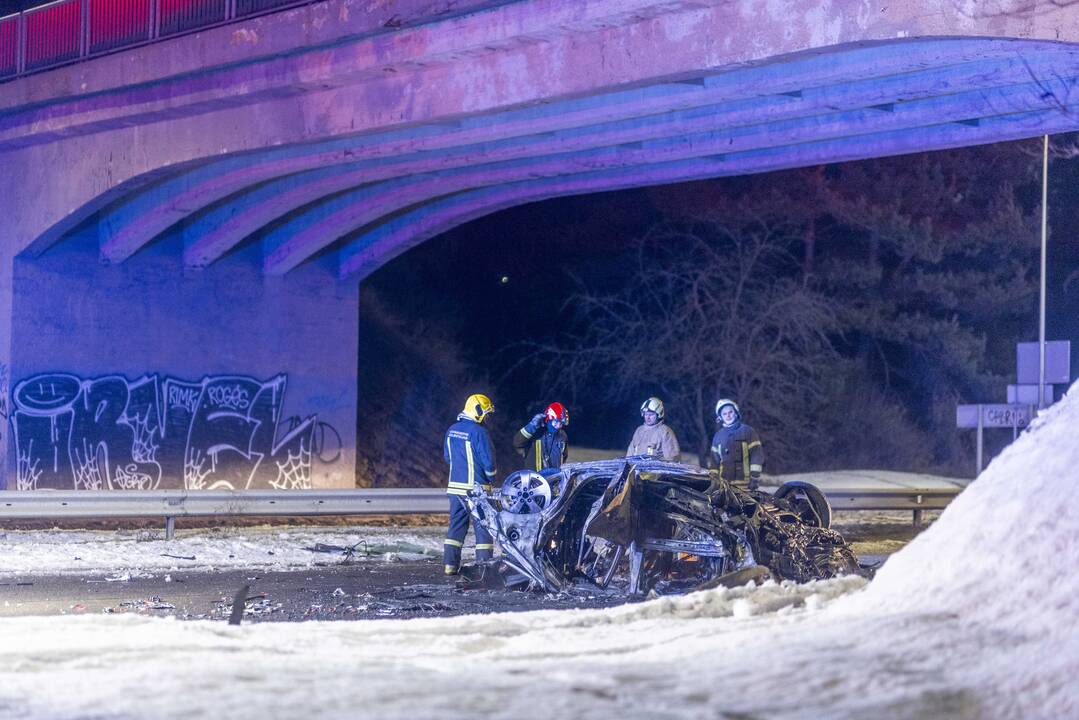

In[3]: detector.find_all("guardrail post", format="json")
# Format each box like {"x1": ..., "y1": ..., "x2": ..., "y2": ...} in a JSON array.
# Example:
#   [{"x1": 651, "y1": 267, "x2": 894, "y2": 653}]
[
  {"x1": 165, "y1": 515, "x2": 175, "y2": 539},
  {"x1": 912, "y1": 493, "x2": 924, "y2": 528}
]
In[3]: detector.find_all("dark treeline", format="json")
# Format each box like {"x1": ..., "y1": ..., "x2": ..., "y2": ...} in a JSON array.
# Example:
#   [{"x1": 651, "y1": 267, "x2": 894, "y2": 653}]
[
  {"x1": 0, "y1": 1, "x2": 33, "y2": 16},
  {"x1": 362, "y1": 138, "x2": 1079, "y2": 483},
  {"x1": 526, "y1": 148, "x2": 1040, "y2": 473}
]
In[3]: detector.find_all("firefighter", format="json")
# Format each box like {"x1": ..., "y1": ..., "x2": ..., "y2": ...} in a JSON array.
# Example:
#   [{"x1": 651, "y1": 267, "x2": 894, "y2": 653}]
[
  {"x1": 627, "y1": 396, "x2": 681, "y2": 462},
  {"x1": 443, "y1": 393, "x2": 498, "y2": 575},
  {"x1": 514, "y1": 402, "x2": 569, "y2": 471},
  {"x1": 710, "y1": 398, "x2": 764, "y2": 490}
]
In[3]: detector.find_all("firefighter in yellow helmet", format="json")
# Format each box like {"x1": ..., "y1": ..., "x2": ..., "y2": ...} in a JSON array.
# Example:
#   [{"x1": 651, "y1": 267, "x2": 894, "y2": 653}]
[{"x1": 442, "y1": 393, "x2": 498, "y2": 575}]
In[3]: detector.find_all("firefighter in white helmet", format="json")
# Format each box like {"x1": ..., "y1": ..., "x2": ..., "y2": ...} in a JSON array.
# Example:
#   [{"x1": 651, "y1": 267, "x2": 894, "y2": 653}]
[
  {"x1": 711, "y1": 398, "x2": 764, "y2": 490},
  {"x1": 626, "y1": 396, "x2": 681, "y2": 462}
]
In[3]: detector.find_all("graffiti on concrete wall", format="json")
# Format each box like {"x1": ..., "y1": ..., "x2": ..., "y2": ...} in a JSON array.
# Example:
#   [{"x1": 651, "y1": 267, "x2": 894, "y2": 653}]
[{"x1": 9, "y1": 373, "x2": 339, "y2": 491}]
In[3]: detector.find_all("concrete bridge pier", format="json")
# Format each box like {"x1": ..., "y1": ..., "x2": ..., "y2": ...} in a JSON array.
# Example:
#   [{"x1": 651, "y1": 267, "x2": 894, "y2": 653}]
[{"x1": 3, "y1": 224, "x2": 358, "y2": 491}]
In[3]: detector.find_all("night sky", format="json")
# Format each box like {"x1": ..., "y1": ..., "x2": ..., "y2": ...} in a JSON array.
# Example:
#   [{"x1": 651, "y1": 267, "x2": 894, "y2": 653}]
[
  {"x1": 0, "y1": 0, "x2": 31, "y2": 15},
  {"x1": 366, "y1": 140, "x2": 1079, "y2": 460},
  {"x1": 366, "y1": 188, "x2": 661, "y2": 449}
]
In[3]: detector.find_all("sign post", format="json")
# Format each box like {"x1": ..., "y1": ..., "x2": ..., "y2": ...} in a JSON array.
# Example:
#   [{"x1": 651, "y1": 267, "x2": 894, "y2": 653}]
[
  {"x1": 977, "y1": 407, "x2": 983, "y2": 476},
  {"x1": 956, "y1": 404, "x2": 1036, "y2": 475},
  {"x1": 1039, "y1": 135, "x2": 1049, "y2": 410}
]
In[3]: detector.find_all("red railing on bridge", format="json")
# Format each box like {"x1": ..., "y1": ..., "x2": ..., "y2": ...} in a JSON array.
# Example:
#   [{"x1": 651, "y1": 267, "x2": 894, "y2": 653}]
[
  {"x1": 89, "y1": 0, "x2": 150, "y2": 54},
  {"x1": 25, "y1": 0, "x2": 81, "y2": 71},
  {"x1": 0, "y1": 13, "x2": 18, "y2": 78},
  {"x1": 0, "y1": 0, "x2": 314, "y2": 81}
]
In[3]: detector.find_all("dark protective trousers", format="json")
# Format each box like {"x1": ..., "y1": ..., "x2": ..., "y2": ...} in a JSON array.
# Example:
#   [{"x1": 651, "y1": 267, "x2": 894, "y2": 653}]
[{"x1": 443, "y1": 495, "x2": 494, "y2": 571}]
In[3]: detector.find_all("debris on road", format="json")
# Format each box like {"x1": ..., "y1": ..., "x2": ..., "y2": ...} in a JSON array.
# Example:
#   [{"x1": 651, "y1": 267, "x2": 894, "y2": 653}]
[
  {"x1": 99, "y1": 596, "x2": 177, "y2": 614},
  {"x1": 304, "y1": 540, "x2": 438, "y2": 563},
  {"x1": 119, "y1": 597, "x2": 176, "y2": 611},
  {"x1": 228, "y1": 585, "x2": 249, "y2": 625},
  {"x1": 215, "y1": 589, "x2": 283, "y2": 623}
]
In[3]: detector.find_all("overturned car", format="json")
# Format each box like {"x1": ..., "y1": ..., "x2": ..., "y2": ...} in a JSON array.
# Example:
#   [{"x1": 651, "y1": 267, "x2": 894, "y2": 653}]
[{"x1": 464, "y1": 457, "x2": 863, "y2": 596}]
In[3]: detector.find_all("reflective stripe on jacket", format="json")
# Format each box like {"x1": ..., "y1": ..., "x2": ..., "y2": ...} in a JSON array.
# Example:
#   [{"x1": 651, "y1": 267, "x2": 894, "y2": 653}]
[
  {"x1": 444, "y1": 416, "x2": 498, "y2": 496},
  {"x1": 710, "y1": 423, "x2": 763, "y2": 486},
  {"x1": 513, "y1": 424, "x2": 568, "y2": 471}
]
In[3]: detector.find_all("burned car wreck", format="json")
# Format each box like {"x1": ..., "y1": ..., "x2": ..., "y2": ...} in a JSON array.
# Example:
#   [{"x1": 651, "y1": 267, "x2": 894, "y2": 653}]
[{"x1": 463, "y1": 458, "x2": 863, "y2": 596}]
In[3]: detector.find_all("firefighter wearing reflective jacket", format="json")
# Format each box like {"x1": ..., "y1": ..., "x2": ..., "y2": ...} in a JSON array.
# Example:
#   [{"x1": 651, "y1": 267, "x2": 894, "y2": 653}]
[
  {"x1": 710, "y1": 398, "x2": 764, "y2": 490},
  {"x1": 443, "y1": 393, "x2": 498, "y2": 575},
  {"x1": 514, "y1": 402, "x2": 569, "y2": 471}
]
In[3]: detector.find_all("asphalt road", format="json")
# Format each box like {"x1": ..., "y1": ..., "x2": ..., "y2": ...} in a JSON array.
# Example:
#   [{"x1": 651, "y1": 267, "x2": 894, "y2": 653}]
[
  {"x1": 0, "y1": 513, "x2": 921, "y2": 623},
  {"x1": 0, "y1": 560, "x2": 629, "y2": 623}
]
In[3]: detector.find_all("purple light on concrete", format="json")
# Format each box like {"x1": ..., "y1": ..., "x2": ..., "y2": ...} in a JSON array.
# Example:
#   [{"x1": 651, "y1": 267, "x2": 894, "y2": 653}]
[
  {"x1": 104, "y1": 40, "x2": 1079, "y2": 270},
  {"x1": 201, "y1": 50, "x2": 1076, "y2": 270},
  {"x1": 337, "y1": 98, "x2": 1079, "y2": 280}
]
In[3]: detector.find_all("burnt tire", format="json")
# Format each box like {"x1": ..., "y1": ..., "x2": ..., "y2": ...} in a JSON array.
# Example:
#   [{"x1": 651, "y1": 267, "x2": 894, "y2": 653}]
[{"x1": 773, "y1": 481, "x2": 832, "y2": 529}]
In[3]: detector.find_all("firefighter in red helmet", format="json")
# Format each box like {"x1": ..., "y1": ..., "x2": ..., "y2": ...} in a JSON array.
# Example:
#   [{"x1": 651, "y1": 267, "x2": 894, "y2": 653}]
[{"x1": 514, "y1": 402, "x2": 570, "y2": 471}]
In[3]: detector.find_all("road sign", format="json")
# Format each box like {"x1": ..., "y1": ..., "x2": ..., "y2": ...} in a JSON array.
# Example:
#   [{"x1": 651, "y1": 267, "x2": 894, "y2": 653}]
[
  {"x1": 957, "y1": 403, "x2": 1036, "y2": 475},
  {"x1": 1017, "y1": 341, "x2": 1071, "y2": 385},
  {"x1": 956, "y1": 404, "x2": 1034, "y2": 429},
  {"x1": 1007, "y1": 384, "x2": 1054, "y2": 405}
]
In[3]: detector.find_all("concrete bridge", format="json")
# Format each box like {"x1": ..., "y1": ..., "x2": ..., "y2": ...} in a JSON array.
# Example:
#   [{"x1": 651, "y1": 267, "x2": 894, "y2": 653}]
[{"x1": 2, "y1": 0, "x2": 1079, "y2": 491}]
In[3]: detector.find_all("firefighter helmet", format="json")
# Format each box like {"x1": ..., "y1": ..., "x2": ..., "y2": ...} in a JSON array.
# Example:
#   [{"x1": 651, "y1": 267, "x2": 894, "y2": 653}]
[
  {"x1": 545, "y1": 402, "x2": 569, "y2": 426},
  {"x1": 715, "y1": 398, "x2": 740, "y2": 422},
  {"x1": 640, "y1": 396, "x2": 665, "y2": 419},
  {"x1": 462, "y1": 393, "x2": 495, "y2": 422}
]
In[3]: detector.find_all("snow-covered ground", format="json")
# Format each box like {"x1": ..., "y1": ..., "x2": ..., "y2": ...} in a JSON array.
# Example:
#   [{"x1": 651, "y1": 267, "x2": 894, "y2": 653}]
[
  {"x1": 0, "y1": 526, "x2": 444, "y2": 578},
  {"x1": 0, "y1": 384, "x2": 1076, "y2": 719}
]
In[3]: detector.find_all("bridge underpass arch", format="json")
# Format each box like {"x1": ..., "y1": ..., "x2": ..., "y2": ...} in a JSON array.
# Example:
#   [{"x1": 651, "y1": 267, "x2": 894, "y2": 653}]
[
  {"x1": 7, "y1": 0, "x2": 1079, "y2": 489},
  {"x1": 23, "y1": 37, "x2": 1079, "y2": 277}
]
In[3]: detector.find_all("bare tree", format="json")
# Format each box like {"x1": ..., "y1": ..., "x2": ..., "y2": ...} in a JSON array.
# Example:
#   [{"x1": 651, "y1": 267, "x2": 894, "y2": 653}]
[{"x1": 528, "y1": 216, "x2": 839, "y2": 468}]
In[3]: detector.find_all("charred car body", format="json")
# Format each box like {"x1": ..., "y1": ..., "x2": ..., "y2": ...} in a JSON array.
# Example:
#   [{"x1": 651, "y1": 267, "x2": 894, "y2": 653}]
[{"x1": 464, "y1": 457, "x2": 863, "y2": 596}]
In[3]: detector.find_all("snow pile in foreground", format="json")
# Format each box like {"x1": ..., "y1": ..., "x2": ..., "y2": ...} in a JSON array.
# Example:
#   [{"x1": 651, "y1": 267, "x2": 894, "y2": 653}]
[
  {"x1": 836, "y1": 380, "x2": 1079, "y2": 715},
  {"x1": 0, "y1": 527, "x2": 443, "y2": 577},
  {"x1": 0, "y1": 577, "x2": 879, "y2": 720}
]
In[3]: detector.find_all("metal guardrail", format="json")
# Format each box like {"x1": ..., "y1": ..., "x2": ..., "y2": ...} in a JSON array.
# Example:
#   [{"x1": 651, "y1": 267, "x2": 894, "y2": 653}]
[
  {"x1": 822, "y1": 488, "x2": 958, "y2": 511},
  {"x1": 0, "y1": 0, "x2": 311, "y2": 81},
  {"x1": 0, "y1": 485, "x2": 959, "y2": 537},
  {"x1": 0, "y1": 488, "x2": 449, "y2": 537},
  {"x1": 819, "y1": 487, "x2": 960, "y2": 528}
]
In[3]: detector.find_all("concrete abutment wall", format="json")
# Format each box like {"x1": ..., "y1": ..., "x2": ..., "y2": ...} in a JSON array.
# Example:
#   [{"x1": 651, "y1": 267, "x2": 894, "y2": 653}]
[{"x1": 5, "y1": 229, "x2": 358, "y2": 490}]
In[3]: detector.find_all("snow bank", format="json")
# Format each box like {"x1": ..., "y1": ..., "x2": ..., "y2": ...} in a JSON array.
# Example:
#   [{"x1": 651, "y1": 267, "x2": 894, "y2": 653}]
[
  {"x1": 837, "y1": 380, "x2": 1079, "y2": 715},
  {"x1": 0, "y1": 577, "x2": 874, "y2": 720}
]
